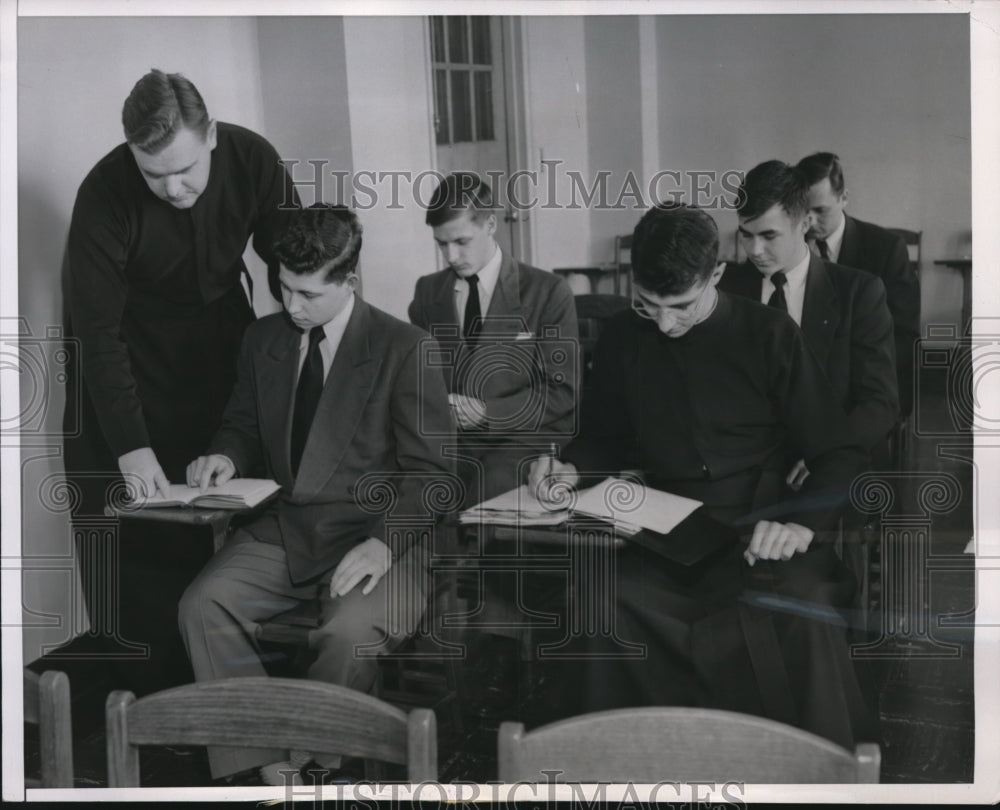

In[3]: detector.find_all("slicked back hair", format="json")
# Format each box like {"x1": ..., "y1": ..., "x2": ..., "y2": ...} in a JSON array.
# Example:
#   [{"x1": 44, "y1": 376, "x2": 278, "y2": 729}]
[
  {"x1": 736, "y1": 160, "x2": 809, "y2": 223},
  {"x1": 272, "y1": 203, "x2": 363, "y2": 283},
  {"x1": 796, "y1": 151, "x2": 846, "y2": 196},
  {"x1": 122, "y1": 69, "x2": 210, "y2": 154},
  {"x1": 425, "y1": 172, "x2": 497, "y2": 227}
]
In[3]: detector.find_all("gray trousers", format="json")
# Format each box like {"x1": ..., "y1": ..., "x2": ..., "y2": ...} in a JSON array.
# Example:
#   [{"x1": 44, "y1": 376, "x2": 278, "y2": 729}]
[{"x1": 178, "y1": 530, "x2": 430, "y2": 779}]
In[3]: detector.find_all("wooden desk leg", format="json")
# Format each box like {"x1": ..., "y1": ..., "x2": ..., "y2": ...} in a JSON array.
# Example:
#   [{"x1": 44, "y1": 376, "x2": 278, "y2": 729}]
[{"x1": 210, "y1": 521, "x2": 230, "y2": 553}]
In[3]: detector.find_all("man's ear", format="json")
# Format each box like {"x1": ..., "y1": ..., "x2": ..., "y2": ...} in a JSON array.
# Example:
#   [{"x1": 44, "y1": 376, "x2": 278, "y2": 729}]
[
  {"x1": 840, "y1": 187, "x2": 849, "y2": 208},
  {"x1": 345, "y1": 273, "x2": 360, "y2": 289},
  {"x1": 206, "y1": 119, "x2": 218, "y2": 151},
  {"x1": 485, "y1": 213, "x2": 497, "y2": 237},
  {"x1": 708, "y1": 262, "x2": 727, "y2": 287}
]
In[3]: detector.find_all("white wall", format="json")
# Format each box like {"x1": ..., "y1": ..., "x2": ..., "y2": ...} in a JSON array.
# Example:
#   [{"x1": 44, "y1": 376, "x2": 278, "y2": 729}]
[
  {"x1": 654, "y1": 14, "x2": 971, "y2": 329},
  {"x1": 521, "y1": 16, "x2": 591, "y2": 273},
  {"x1": 341, "y1": 16, "x2": 438, "y2": 320},
  {"x1": 17, "y1": 16, "x2": 267, "y2": 661},
  {"x1": 584, "y1": 16, "x2": 643, "y2": 269}
]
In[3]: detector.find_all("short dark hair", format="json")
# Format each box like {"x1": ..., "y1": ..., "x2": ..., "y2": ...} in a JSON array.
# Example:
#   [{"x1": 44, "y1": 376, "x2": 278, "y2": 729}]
[
  {"x1": 122, "y1": 69, "x2": 210, "y2": 154},
  {"x1": 425, "y1": 172, "x2": 497, "y2": 227},
  {"x1": 796, "y1": 151, "x2": 846, "y2": 195},
  {"x1": 272, "y1": 203, "x2": 363, "y2": 283},
  {"x1": 631, "y1": 203, "x2": 720, "y2": 296},
  {"x1": 736, "y1": 160, "x2": 809, "y2": 222}
]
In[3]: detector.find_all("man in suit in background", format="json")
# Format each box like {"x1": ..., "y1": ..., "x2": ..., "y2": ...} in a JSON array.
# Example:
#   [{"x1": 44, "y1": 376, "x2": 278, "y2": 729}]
[
  {"x1": 720, "y1": 160, "x2": 899, "y2": 489},
  {"x1": 408, "y1": 172, "x2": 578, "y2": 506},
  {"x1": 796, "y1": 152, "x2": 920, "y2": 419},
  {"x1": 178, "y1": 204, "x2": 454, "y2": 783},
  {"x1": 408, "y1": 172, "x2": 578, "y2": 715}
]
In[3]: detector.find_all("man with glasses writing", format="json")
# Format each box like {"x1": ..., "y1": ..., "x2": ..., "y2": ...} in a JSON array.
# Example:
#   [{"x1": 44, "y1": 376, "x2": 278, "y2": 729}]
[{"x1": 528, "y1": 203, "x2": 877, "y2": 750}]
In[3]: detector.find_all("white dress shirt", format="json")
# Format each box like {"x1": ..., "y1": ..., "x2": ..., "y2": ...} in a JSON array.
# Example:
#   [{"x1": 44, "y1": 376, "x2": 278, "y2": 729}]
[
  {"x1": 296, "y1": 293, "x2": 355, "y2": 383},
  {"x1": 760, "y1": 250, "x2": 810, "y2": 326},
  {"x1": 810, "y1": 213, "x2": 846, "y2": 263},
  {"x1": 453, "y1": 244, "x2": 502, "y2": 323}
]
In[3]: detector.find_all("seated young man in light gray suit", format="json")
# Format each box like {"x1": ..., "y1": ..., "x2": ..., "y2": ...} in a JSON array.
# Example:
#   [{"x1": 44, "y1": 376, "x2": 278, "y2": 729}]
[
  {"x1": 408, "y1": 172, "x2": 578, "y2": 509},
  {"x1": 178, "y1": 203, "x2": 454, "y2": 784}
]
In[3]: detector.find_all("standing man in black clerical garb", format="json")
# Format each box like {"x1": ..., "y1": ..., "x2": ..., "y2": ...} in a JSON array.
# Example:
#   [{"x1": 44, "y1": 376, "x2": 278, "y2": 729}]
[
  {"x1": 529, "y1": 204, "x2": 878, "y2": 749},
  {"x1": 63, "y1": 69, "x2": 298, "y2": 693}
]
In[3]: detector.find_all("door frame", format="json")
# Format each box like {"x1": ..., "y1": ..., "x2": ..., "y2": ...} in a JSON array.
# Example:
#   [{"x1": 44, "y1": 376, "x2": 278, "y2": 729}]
[{"x1": 422, "y1": 15, "x2": 533, "y2": 265}]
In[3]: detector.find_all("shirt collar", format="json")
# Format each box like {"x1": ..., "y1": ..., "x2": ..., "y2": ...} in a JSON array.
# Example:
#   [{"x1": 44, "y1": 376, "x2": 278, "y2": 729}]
[
  {"x1": 784, "y1": 248, "x2": 811, "y2": 293},
  {"x1": 301, "y1": 293, "x2": 355, "y2": 345},
  {"x1": 453, "y1": 243, "x2": 502, "y2": 296},
  {"x1": 823, "y1": 213, "x2": 847, "y2": 259}
]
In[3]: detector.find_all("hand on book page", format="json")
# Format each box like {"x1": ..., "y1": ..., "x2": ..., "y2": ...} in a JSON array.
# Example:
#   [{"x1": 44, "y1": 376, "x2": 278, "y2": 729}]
[{"x1": 133, "y1": 478, "x2": 280, "y2": 510}]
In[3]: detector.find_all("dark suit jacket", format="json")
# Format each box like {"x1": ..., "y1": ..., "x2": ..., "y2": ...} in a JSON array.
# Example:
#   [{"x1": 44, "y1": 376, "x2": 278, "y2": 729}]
[
  {"x1": 720, "y1": 254, "x2": 899, "y2": 453},
  {"x1": 837, "y1": 215, "x2": 920, "y2": 417},
  {"x1": 208, "y1": 298, "x2": 455, "y2": 584},
  {"x1": 408, "y1": 251, "x2": 578, "y2": 441}
]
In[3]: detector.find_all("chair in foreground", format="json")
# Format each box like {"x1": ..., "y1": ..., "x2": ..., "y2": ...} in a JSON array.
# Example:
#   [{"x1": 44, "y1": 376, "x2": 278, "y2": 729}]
[
  {"x1": 24, "y1": 668, "x2": 74, "y2": 788},
  {"x1": 105, "y1": 676, "x2": 437, "y2": 786},
  {"x1": 498, "y1": 707, "x2": 879, "y2": 784}
]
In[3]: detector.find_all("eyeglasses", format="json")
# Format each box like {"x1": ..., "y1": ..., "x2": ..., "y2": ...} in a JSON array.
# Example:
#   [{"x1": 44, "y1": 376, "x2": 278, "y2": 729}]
[{"x1": 632, "y1": 282, "x2": 710, "y2": 322}]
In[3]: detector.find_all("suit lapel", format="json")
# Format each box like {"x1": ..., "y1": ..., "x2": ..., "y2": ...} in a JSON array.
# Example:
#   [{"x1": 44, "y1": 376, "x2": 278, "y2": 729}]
[
  {"x1": 429, "y1": 269, "x2": 460, "y2": 330},
  {"x1": 292, "y1": 299, "x2": 377, "y2": 499},
  {"x1": 800, "y1": 253, "x2": 840, "y2": 364},
  {"x1": 485, "y1": 252, "x2": 522, "y2": 320},
  {"x1": 259, "y1": 320, "x2": 300, "y2": 487},
  {"x1": 837, "y1": 215, "x2": 859, "y2": 268}
]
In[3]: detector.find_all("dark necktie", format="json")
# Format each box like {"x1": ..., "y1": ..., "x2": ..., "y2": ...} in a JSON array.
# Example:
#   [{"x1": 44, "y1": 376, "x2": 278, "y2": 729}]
[
  {"x1": 290, "y1": 326, "x2": 325, "y2": 476},
  {"x1": 816, "y1": 239, "x2": 830, "y2": 260},
  {"x1": 463, "y1": 274, "x2": 481, "y2": 342},
  {"x1": 767, "y1": 271, "x2": 788, "y2": 312}
]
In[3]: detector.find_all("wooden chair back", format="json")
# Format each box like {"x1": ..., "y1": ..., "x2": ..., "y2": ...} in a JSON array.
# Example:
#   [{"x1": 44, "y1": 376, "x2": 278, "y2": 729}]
[
  {"x1": 498, "y1": 707, "x2": 879, "y2": 784},
  {"x1": 613, "y1": 233, "x2": 633, "y2": 296},
  {"x1": 24, "y1": 669, "x2": 74, "y2": 788},
  {"x1": 105, "y1": 676, "x2": 436, "y2": 786},
  {"x1": 574, "y1": 294, "x2": 632, "y2": 387},
  {"x1": 886, "y1": 227, "x2": 922, "y2": 273}
]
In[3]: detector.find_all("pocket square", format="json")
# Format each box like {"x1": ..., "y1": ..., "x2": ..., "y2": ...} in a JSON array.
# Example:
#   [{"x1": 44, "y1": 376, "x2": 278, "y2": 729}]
[{"x1": 514, "y1": 331, "x2": 534, "y2": 341}]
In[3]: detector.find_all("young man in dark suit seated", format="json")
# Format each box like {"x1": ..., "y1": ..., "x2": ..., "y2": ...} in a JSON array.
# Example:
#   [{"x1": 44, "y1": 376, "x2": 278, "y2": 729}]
[
  {"x1": 720, "y1": 160, "x2": 899, "y2": 489},
  {"x1": 796, "y1": 151, "x2": 920, "y2": 419},
  {"x1": 528, "y1": 203, "x2": 878, "y2": 750},
  {"x1": 178, "y1": 204, "x2": 454, "y2": 784}
]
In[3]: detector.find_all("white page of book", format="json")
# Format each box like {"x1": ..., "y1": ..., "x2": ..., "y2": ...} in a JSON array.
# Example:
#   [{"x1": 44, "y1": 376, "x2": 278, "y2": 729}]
[{"x1": 572, "y1": 478, "x2": 702, "y2": 535}]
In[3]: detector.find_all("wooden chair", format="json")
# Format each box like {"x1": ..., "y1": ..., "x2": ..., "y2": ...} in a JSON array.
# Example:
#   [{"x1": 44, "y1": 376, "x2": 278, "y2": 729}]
[
  {"x1": 24, "y1": 669, "x2": 74, "y2": 788},
  {"x1": 105, "y1": 676, "x2": 437, "y2": 786},
  {"x1": 612, "y1": 233, "x2": 633, "y2": 297},
  {"x1": 886, "y1": 227, "x2": 922, "y2": 276},
  {"x1": 498, "y1": 707, "x2": 880, "y2": 784},
  {"x1": 574, "y1": 294, "x2": 632, "y2": 388}
]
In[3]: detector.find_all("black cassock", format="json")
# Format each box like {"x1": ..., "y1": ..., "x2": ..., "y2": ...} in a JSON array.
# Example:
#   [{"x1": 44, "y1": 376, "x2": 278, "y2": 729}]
[
  {"x1": 559, "y1": 292, "x2": 879, "y2": 749},
  {"x1": 61, "y1": 123, "x2": 297, "y2": 693}
]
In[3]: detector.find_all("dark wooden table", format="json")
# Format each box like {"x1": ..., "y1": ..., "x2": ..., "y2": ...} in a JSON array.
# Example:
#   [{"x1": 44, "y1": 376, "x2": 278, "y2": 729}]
[{"x1": 103, "y1": 505, "x2": 239, "y2": 552}]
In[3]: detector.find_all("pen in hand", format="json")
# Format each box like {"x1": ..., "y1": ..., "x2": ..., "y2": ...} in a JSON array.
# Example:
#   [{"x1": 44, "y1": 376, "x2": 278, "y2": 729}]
[{"x1": 540, "y1": 442, "x2": 559, "y2": 504}]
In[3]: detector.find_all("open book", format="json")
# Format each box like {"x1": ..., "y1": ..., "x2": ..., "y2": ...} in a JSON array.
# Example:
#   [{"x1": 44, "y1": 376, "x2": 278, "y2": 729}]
[
  {"x1": 136, "y1": 478, "x2": 281, "y2": 510},
  {"x1": 460, "y1": 477, "x2": 702, "y2": 536}
]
